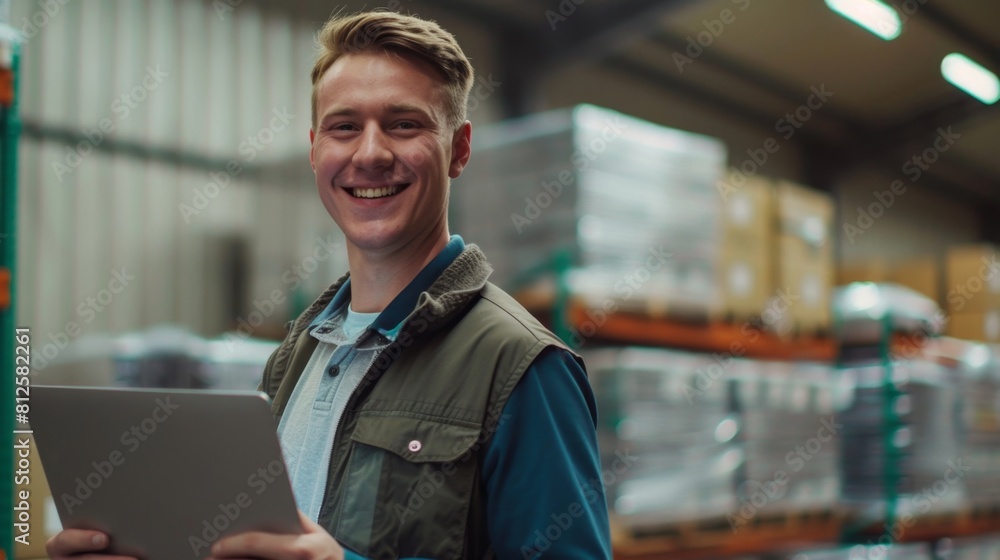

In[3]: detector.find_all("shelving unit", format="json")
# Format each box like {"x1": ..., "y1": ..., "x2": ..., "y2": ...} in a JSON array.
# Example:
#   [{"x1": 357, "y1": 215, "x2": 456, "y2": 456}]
[{"x1": 0, "y1": 23, "x2": 21, "y2": 560}]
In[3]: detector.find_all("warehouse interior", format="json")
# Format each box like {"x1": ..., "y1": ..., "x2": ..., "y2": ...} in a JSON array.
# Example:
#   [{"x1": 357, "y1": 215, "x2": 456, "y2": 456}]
[{"x1": 2, "y1": 0, "x2": 1000, "y2": 558}]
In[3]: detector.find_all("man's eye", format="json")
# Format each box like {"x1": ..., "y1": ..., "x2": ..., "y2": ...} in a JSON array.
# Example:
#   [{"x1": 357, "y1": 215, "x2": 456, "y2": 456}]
[{"x1": 396, "y1": 121, "x2": 417, "y2": 130}]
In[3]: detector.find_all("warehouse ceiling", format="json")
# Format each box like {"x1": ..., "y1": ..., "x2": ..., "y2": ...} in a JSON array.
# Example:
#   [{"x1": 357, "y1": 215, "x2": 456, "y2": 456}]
[{"x1": 268, "y1": 0, "x2": 999, "y2": 226}]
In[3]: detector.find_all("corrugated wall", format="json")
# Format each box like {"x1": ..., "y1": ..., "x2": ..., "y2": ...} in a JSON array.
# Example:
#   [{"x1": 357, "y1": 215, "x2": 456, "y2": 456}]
[{"x1": 13, "y1": 0, "x2": 346, "y2": 361}]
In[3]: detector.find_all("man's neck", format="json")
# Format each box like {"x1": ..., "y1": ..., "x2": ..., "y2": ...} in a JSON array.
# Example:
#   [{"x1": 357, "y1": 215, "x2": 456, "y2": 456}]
[{"x1": 345, "y1": 230, "x2": 450, "y2": 313}]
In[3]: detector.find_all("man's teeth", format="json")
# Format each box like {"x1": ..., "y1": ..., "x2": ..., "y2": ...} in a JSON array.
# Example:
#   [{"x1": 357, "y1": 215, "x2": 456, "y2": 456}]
[{"x1": 353, "y1": 185, "x2": 400, "y2": 198}]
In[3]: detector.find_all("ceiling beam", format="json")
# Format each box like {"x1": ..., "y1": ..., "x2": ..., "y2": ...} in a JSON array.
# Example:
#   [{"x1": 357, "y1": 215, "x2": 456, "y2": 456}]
[
  {"x1": 906, "y1": 2, "x2": 1000, "y2": 68},
  {"x1": 601, "y1": 54, "x2": 834, "y2": 151},
  {"x1": 649, "y1": 31, "x2": 872, "y2": 136},
  {"x1": 545, "y1": 0, "x2": 701, "y2": 69},
  {"x1": 857, "y1": 2, "x2": 1000, "y2": 158}
]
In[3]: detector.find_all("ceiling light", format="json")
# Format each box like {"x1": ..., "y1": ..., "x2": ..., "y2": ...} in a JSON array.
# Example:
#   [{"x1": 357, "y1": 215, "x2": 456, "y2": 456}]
[
  {"x1": 825, "y1": 0, "x2": 901, "y2": 40},
  {"x1": 941, "y1": 53, "x2": 1000, "y2": 105}
]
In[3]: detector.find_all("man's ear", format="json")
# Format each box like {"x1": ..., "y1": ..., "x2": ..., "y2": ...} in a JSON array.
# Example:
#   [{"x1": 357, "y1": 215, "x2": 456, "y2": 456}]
[
  {"x1": 308, "y1": 128, "x2": 317, "y2": 172},
  {"x1": 448, "y1": 121, "x2": 472, "y2": 179}
]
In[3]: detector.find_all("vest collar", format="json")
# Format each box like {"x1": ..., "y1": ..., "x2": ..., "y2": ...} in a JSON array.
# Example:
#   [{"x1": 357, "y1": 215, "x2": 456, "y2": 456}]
[{"x1": 296, "y1": 239, "x2": 493, "y2": 341}]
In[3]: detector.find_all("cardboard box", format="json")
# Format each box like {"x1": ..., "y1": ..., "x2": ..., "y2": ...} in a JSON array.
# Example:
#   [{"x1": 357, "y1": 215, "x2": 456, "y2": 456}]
[
  {"x1": 949, "y1": 311, "x2": 1000, "y2": 343},
  {"x1": 890, "y1": 256, "x2": 941, "y2": 305},
  {"x1": 719, "y1": 245, "x2": 772, "y2": 320},
  {"x1": 838, "y1": 259, "x2": 891, "y2": 286},
  {"x1": 15, "y1": 434, "x2": 57, "y2": 559},
  {"x1": 774, "y1": 233, "x2": 833, "y2": 333},
  {"x1": 774, "y1": 180, "x2": 834, "y2": 253},
  {"x1": 722, "y1": 174, "x2": 773, "y2": 243},
  {"x1": 946, "y1": 245, "x2": 1000, "y2": 314},
  {"x1": 784, "y1": 262, "x2": 834, "y2": 333}
]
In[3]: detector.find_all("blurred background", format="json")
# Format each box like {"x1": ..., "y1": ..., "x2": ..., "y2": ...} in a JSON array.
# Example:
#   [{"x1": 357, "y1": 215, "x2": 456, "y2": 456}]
[{"x1": 2, "y1": 0, "x2": 1000, "y2": 558}]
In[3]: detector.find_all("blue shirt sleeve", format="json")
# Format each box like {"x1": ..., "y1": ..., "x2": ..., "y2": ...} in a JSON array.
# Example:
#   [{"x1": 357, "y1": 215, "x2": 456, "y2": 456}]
[{"x1": 481, "y1": 347, "x2": 613, "y2": 559}]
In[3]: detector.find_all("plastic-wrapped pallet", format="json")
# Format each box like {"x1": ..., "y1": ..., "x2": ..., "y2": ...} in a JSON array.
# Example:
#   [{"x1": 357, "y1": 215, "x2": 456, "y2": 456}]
[
  {"x1": 938, "y1": 535, "x2": 1000, "y2": 559},
  {"x1": 838, "y1": 359, "x2": 964, "y2": 515},
  {"x1": 947, "y1": 342, "x2": 1000, "y2": 506},
  {"x1": 584, "y1": 347, "x2": 740, "y2": 526},
  {"x1": 113, "y1": 326, "x2": 277, "y2": 390},
  {"x1": 114, "y1": 326, "x2": 209, "y2": 388},
  {"x1": 452, "y1": 105, "x2": 727, "y2": 319},
  {"x1": 733, "y1": 360, "x2": 847, "y2": 515},
  {"x1": 776, "y1": 543, "x2": 933, "y2": 559},
  {"x1": 200, "y1": 336, "x2": 280, "y2": 391}
]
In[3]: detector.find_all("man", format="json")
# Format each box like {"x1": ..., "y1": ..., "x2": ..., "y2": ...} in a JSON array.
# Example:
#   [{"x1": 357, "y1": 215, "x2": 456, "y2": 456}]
[{"x1": 47, "y1": 10, "x2": 611, "y2": 559}]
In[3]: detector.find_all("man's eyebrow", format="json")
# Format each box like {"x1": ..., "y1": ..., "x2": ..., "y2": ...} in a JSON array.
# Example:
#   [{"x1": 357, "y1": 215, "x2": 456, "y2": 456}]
[{"x1": 319, "y1": 104, "x2": 434, "y2": 121}]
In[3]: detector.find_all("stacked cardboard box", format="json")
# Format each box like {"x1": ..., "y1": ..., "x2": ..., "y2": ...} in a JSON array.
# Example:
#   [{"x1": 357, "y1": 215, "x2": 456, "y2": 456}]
[
  {"x1": 718, "y1": 175, "x2": 774, "y2": 321},
  {"x1": 772, "y1": 181, "x2": 835, "y2": 334},
  {"x1": 946, "y1": 245, "x2": 1000, "y2": 342},
  {"x1": 451, "y1": 104, "x2": 727, "y2": 320}
]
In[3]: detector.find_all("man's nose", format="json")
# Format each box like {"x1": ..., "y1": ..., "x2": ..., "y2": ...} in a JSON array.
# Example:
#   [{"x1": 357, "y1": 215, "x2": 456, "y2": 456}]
[{"x1": 353, "y1": 127, "x2": 394, "y2": 170}]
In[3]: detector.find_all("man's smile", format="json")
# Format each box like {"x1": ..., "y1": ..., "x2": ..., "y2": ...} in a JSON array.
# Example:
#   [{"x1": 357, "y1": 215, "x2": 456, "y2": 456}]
[{"x1": 344, "y1": 182, "x2": 412, "y2": 199}]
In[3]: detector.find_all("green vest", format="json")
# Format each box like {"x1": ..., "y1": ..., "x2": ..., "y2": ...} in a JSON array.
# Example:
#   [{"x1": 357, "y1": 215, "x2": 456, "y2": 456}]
[{"x1": 260, "y1": 246, "x2": 575, "y2": 559}]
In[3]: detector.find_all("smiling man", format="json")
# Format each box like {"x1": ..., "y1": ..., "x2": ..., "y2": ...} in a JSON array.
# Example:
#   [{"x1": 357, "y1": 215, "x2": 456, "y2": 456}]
[{"x1": 46, "y1": 10, "x2": 611, "y2": 560}]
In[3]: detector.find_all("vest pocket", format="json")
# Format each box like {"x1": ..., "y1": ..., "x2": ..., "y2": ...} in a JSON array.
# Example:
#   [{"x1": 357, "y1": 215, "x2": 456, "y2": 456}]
[
  {"x1": 339, "y1": 412, "x2": 485, "y2": 559},
  {"x1": 351, "y1": 413, "x2": 483, "y2": 462}
]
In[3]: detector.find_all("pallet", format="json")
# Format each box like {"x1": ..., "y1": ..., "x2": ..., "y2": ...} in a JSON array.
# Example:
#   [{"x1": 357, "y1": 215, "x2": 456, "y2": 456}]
[
  {"x1": 855, "y1": 502, "x2": 1000, "y2": 543},
  {"x1": 613, "y1": 507, "x2": 843, "y2": 559}
]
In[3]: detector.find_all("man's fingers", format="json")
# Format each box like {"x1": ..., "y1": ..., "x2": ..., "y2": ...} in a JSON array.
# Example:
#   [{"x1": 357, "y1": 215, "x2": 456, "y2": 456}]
[
  {"x1": 211, "y1": 531, "x2": 300, "y2": 559},
  {"x1": 298, "y1": 510, "x2": 322, "y2": 533},
  {"x1": 46, "y1": 530, "x2": 117, "y2": 556},
  {"x1": 45, "y1": 529, "x2": 137, "y2": 560}
]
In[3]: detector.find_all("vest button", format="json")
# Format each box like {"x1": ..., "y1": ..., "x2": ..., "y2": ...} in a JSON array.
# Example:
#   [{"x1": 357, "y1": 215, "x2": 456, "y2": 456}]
[
  {"x1": 408, "y1": 440, "x2": 422, "y2": 453},
  {"x1": 327, "y1": 365, "x2": 340, "y2": 377}
]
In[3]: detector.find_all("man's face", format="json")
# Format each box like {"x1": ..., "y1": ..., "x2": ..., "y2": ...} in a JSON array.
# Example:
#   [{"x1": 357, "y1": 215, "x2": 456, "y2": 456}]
[{"x1": 309, "y1": 52, "x2": 471, "y2": 257}]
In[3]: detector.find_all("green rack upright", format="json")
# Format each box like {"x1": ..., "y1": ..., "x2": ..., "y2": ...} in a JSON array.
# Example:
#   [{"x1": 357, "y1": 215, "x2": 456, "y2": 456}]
[{"x1": 0, "y1": 22, "x2": 21, "y2": 560}]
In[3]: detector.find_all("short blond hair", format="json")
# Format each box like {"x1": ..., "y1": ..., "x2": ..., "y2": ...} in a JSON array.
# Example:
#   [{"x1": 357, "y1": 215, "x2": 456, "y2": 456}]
[{"x1": 310, "y1": 11, "x2": 474, "y2": 131}]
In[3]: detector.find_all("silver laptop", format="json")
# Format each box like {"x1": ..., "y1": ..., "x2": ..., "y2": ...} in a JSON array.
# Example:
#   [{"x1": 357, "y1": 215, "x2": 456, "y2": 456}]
[{"x1": 32, "y1": 385, "x2": 301, "y2": 560}]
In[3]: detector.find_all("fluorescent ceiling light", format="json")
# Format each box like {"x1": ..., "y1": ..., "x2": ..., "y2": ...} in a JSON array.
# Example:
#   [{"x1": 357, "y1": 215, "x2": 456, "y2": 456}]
[
  {"x1": 825, "y1": 0, "x2": 901, "y2": 40},
  {"x1": 941, "y1": 53, "x2": 1000, "y2": 105}
]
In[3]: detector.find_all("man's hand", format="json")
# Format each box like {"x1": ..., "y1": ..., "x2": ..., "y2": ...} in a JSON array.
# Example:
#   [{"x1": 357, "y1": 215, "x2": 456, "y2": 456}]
[
  {"x1": 46, "y1": 529, "x2": 137, "y2": 560},
  {"x1": 208, "y1": 511, "x2": 345, "y2": 560}
]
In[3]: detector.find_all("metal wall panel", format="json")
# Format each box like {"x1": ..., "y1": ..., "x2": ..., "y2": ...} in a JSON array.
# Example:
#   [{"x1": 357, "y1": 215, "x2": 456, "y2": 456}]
[{"x1": 13, "y1": 0, "x2": 322, "y2": 357}]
